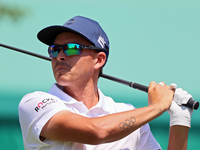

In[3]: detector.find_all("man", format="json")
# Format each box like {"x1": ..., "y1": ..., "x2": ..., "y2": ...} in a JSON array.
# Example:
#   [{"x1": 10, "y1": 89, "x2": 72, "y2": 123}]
[{"x1": 18, "y1": 16, "x2": 193, "y2": 150}]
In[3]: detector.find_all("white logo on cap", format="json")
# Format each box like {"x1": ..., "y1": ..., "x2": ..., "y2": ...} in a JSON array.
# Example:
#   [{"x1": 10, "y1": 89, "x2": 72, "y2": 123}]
[{"x1": 98, "y1": 36, "x2": 106, "y2": 48}]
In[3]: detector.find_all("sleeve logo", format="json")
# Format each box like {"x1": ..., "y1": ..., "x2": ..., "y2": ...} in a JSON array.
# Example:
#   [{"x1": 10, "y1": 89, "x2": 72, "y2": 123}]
[{"x1": 35, "y1": 98, "x2": 57, "y2": 112}]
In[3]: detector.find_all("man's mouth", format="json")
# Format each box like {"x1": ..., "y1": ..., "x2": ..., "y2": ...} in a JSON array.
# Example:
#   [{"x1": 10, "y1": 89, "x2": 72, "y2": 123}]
[{"x1": 54, "y1": 62, "x2": 71, "y2": 71}]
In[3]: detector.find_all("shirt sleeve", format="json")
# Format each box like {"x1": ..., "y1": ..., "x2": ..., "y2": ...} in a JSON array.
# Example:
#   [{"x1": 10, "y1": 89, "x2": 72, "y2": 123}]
[
  {"x1": 18, "y1": 91, "x2": 68, "y2": 149},
  {"x1": 137, "y1": 123, "x2": 161, "y2": 150}
]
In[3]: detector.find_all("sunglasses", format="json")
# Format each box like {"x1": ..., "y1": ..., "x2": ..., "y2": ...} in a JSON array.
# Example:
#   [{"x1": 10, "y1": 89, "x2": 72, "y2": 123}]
[{"x1": 48, "y1": 43, "x2": 108, "y2": 58}]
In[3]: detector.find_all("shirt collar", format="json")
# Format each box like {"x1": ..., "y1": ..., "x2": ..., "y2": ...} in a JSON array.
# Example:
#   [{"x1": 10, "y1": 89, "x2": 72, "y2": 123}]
[
  {"x1": 95, "y1": 89, "x2": 111, "y2": 113},
  {"x1": 48, "y1": 83, "x2": 77, "y2": 104}
]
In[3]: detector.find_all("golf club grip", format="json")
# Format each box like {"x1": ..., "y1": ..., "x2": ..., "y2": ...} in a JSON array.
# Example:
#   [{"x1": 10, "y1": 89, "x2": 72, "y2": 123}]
[
  {"x1": 130, "y1": 82, "x2": 199, "y2": 110},
  {"x1": 182, "y1": 98, "x2": 199, "y2": 110},
  {"x1": 130, "y1": 82, "x2": 148, "y2": 93},
  {"x1": 131, "y1": 82, "x2": 199, "y2": 110}
]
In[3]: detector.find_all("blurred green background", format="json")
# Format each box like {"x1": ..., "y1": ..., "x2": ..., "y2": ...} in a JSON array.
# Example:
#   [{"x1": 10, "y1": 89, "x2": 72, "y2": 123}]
[{"x1": 0, "y1": 0, "x2": 200, "y2": 149}]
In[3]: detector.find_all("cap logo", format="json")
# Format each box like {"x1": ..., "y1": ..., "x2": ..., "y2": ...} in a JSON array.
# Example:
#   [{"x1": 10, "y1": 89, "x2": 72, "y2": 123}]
[
  {"x1": 98, "y1": 36, "x2": 106, "y2": 48},
  {"x1": 65, "y1": 19, "x2": 75, "y2": 26}
]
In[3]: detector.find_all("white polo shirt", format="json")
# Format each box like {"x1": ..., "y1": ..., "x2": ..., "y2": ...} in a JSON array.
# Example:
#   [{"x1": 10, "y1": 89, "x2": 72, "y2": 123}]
[{"x1": 18, "y1": 83, "x2": 161, "y2": 150}]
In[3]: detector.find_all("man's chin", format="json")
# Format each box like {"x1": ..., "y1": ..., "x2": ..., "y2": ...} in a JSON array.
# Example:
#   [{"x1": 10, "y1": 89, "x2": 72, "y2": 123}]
[{"x1": 56, "y1": 77, "x2": 71, "y2": 87}]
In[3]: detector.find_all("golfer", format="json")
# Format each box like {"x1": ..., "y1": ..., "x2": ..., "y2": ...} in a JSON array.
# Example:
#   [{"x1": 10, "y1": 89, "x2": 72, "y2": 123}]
[{"x1": 18, "y1": 16, "x2": 193, "y2": 150}]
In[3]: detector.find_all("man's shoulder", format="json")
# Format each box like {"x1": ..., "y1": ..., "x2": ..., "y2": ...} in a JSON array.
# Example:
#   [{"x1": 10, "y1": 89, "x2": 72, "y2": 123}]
[
  {"x1": 22, "y1": 91, "x2": 53, "y2": 100},
  {"x1": 19, "y1": 91, "x2": 58, "y2": 107}
]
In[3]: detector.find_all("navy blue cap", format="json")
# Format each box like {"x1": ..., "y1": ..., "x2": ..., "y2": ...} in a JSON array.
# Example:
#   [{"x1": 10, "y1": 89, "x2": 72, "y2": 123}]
[{"x1": 37, "y1": 16, "x2": 109, "y2": 65}]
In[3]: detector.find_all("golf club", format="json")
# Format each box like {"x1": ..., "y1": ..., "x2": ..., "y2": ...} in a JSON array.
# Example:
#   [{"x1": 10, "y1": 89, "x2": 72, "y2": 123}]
[{"x1": 0, "y1": 43, "x2": 199, "y2": 110}]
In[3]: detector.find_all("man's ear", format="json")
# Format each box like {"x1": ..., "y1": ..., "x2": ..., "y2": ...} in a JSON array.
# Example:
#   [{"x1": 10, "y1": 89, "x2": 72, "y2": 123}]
[{"x1": 94, "y1": 52, "x2": 106, "y2": 70}]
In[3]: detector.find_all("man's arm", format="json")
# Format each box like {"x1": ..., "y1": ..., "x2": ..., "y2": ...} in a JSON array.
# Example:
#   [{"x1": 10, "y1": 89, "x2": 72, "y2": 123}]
[
  {"x1": 40, "y1": 81, "x2": 173, "y2": 144},
  {"x1": 168, "y1": 126, "x2": 189, "y2": 150},
  {"x1": 40, "y1": 104, "x2": 164, "y2": 144}
]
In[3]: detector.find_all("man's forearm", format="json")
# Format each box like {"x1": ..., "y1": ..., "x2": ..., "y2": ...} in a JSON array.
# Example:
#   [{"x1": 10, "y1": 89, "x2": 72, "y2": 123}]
[
  {"x1": 91, "y1": 104, "x2": 166, "y2": 144},
  {"x1": 168, "y1": 125, "x2": 189, "y2": 150}
]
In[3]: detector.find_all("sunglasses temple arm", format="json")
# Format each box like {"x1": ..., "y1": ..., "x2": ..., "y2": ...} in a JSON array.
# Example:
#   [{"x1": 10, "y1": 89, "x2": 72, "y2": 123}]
[{"x1": 0, "y1": 43, "x2": 51, "y2": 61}]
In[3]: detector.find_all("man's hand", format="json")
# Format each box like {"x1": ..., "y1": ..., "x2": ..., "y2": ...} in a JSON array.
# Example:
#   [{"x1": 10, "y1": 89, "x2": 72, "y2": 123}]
[
  {"x1": 148, "y1": 81, "x2": 174, "y2": 112},
  {"x1": 168, "y1": 84, "x2": 193, "y2": 127}
]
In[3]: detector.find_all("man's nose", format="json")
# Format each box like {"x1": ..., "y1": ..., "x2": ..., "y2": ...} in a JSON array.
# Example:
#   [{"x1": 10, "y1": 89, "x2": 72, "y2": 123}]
[{"x1": 56, "y1": 49, "x2": 67, "y2": 61}]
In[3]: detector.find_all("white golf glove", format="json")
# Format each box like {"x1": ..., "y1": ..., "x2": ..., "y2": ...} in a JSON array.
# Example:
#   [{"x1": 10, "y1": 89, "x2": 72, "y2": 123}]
[{"x1": 167, "y1": 83, "x2": 193, "y2": 128}]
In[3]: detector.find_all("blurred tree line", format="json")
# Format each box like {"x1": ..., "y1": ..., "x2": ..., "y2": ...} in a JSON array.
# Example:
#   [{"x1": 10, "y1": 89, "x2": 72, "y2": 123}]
[{"x1": 0, "y1": 1, "x2": 29, "y2": 21}]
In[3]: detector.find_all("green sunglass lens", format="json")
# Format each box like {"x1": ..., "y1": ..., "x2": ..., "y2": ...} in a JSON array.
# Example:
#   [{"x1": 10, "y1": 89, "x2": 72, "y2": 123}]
[
  {"x1": 65, "y1": 49, "x2": 81, "y2": 56},
  {"x1": 51, "y1": 50, "x2": 59, "y2": 57},
  {"x1": 64, "y1": 44, "x2": 81, "y2": 56}
]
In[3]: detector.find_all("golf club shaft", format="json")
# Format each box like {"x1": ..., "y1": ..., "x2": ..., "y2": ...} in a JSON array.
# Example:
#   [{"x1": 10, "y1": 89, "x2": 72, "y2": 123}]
[
  {"x1": 1, "y1": 43, "x2": 199, "y2": 110},
  {"x1": 0, "y1": 43, "x2": 51, "y2": 61}
]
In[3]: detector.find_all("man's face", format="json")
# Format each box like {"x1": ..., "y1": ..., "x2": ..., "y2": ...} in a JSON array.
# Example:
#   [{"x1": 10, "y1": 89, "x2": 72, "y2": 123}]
[{"x1": 52, "y1": 32, "x2": 98, "y2": 86}]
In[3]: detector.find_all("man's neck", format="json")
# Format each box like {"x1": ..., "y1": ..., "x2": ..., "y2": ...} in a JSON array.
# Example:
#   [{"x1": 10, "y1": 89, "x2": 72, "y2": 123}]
[{"x1": 62, "y1": 79, "x2": 99, "y2": 109}]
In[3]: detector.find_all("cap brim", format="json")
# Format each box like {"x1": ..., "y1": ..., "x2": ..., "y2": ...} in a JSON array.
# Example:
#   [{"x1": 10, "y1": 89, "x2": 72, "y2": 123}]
[{"x1": 37, "y1": 26, "x2": 88, "y2": 46}]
